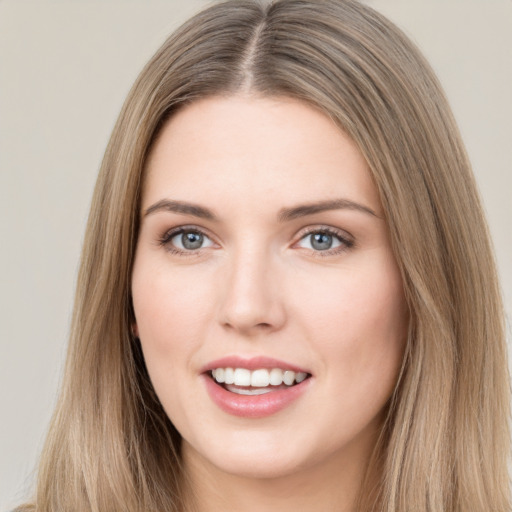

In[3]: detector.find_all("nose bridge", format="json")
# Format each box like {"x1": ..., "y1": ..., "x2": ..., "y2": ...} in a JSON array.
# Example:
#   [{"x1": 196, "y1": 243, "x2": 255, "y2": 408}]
[{"x1": 218, "y1": 240, "x2": 285, "y2": 334}]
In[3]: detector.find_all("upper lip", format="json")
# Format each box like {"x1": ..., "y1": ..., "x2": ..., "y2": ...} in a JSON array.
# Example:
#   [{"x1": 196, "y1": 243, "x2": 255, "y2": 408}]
[{"x1": 201, "y1": 355, "x2": 311, "y2": 375}]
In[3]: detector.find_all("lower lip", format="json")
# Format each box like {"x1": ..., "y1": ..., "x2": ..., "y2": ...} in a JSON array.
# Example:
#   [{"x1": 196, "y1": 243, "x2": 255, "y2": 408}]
[{"x1": 202, "y1": 374, "x2": 311, "y2": 418}]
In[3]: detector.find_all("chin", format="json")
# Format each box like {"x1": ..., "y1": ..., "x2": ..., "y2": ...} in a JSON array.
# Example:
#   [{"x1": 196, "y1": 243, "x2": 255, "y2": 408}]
[
  {"x1": 182, "y1": 429, "x2": 332, "y2": 482},
  {"x1": 209, "y1": 454, "x2": 309, "y2": 481}
]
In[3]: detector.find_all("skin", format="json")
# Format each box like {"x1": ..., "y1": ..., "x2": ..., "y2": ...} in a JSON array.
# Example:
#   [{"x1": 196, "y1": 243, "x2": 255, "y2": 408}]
[{"x1": 131, "y1": 95, "x2": 408, "y2": 511}]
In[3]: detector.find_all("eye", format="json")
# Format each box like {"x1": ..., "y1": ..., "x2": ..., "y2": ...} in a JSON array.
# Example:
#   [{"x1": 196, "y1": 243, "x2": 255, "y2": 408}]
[
  {"x1": 161, "y1": 228, "x2": 215, "y2": 252},
  {"x1": 296, "y1": 228, "x2": 353, "y2": 253}
]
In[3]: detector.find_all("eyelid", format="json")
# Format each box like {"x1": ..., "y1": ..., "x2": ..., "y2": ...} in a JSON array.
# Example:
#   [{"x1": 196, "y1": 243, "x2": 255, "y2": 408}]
[
  {"x1": 158, "y1": 224, "x2": 218, "y2": 254},
  {"x1": 157, "y1": 223, "x2": 354, "y2": 257},
  {"x1": 292, "y1": 225, "x2": 355, "y2": 254}
]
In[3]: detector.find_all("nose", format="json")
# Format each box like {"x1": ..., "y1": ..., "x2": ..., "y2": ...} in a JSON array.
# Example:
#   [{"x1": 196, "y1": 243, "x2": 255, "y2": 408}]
[{"x1": 218, "y1": 246, "x2": 286, "y2": 336}]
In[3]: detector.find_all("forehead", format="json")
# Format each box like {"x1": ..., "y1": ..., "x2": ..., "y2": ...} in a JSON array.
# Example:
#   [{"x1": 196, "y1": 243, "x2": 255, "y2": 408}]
[{"x1": 143, "y1": 95, "x2": 382, "y2": 216}]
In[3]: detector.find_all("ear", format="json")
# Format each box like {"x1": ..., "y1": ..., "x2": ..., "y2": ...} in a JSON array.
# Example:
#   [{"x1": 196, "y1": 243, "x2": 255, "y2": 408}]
[{"x1": 131, "y1": 322, "x2": 139, "y2": 338}]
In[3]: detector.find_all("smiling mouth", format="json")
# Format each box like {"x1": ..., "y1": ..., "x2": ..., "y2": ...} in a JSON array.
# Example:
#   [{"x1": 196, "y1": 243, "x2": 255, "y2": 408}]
[{"x1": 209, "y1": 367, "x2": 311, "y2": 396}]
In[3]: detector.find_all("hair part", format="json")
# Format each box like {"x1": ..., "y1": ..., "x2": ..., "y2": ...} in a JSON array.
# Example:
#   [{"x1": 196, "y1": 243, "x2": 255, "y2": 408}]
[{"x1": 19, "y1": 1, "x2": 510, "y2": 511}]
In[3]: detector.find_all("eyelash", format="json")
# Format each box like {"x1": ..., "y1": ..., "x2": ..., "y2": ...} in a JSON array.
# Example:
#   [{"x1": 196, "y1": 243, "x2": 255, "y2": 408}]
[
  {"x1": 158, "y1": 226, "x2": 213, "y2": 257},
  {"x1": 295, "y1": 226, "x2": 354, "y2": 256},
  {"x1": 157, "y1": 225, "x2": 354, "y2": 257}
]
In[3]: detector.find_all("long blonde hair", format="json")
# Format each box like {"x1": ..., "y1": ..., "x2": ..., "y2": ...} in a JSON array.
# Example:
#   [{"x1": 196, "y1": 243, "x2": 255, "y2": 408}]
[{"x1": 19, "y1": 1, "x2": 510, "y2": 511}]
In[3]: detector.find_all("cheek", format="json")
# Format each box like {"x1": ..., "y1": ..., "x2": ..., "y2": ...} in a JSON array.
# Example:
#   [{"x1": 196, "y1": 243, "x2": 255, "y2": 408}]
[
  {"x1": 131, "y1": 269, "x2": 212, "y2": 424},
  {"x1": 297, "y1": 256, "x2": 407, "y2": 405},
  {"x1": 132, "y1": 260, "x2": 212, "y2": 351},
  {"x1": 131, "y1": 262, "x2": 212, "y2": 416},
  {"x1": 300, "y1": 258, "x2": 406, "y2": 340}
]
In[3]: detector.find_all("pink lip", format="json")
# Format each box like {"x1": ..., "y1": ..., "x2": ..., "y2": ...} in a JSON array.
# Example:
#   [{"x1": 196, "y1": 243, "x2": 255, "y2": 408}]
[
  {"x1": 200, "y1": 355, "x2": 312, "y2": 418},
  {"x1": 200, "y1": 355, "x2": 310, "y2": 374},
  {"x1": 202, "y1": 374, "x2": 311, "y2": 418}
]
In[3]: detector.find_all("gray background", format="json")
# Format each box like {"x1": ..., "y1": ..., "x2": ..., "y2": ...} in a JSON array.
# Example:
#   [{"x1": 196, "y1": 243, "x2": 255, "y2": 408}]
[{"x1": 1, "y1": 1, "x2": 511, "y2": 509}]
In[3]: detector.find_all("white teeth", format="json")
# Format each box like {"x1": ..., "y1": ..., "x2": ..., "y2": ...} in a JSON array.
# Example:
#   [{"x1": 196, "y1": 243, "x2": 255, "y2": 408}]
[
  {"x1": 269, "y1": 368, "x2": 283, "y2": 385},
  {"x1": 283, "y1": 370, "x2": 296, "y2": 385},
  {"x1": 251, "y1": 369, "x2": 270, "y2": 387},
  {"x1": 233, "y1": 368, "x2": 251, "y2": 386},
  {"x1": 296, "y1": 371, "x2": 307, "y2": 383},
  {"x1": 225, "y1": 385, "x2": 273, "y2": 395},
  {"x1": 211, "y1": 367, "x2": 309, "y2": 387},
  {"x1": 212, "y1": 368, "x2": 225, "y2": 383},
  {"x1": 224, "y1": 367, "x2": 235, "y2": 385}
]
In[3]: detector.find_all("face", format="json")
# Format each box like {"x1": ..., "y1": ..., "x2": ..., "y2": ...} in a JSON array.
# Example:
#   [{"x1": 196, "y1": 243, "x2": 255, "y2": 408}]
[{"x1": 132, "y1": 96, "x2": 407, "y2": 482}]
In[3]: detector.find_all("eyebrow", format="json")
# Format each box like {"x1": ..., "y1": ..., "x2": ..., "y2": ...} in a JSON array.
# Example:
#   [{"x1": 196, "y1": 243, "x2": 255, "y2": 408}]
[
  {"x1": 144, "y1": 199, "x2": 217, "y2": 220},
  {"x1": 277, "y1": 198, "x2": 379, "y2": 222},
  {"x1": 144, "y1": 197, "x2": 379, "y2": 222}
]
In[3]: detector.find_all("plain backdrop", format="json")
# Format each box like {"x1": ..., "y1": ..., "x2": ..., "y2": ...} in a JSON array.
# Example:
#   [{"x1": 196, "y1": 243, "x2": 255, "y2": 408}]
[{"x1": 1, "y1": 1, "x2": 511, "y2": 509}]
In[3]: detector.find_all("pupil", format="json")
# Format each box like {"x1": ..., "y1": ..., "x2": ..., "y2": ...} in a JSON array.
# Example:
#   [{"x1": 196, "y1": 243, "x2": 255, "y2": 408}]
[
  {"x1": 311, "y1": 232, "x2": 332, "y2": 250},
  {"x1": 182, "y1": 232, "x2": 203, "y2": 250}
]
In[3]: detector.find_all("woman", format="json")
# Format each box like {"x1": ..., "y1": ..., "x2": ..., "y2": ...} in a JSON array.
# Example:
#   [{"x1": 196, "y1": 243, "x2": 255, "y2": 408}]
[{"x1": 16, "y1": 0, "x2": 510, "y2": 511}]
